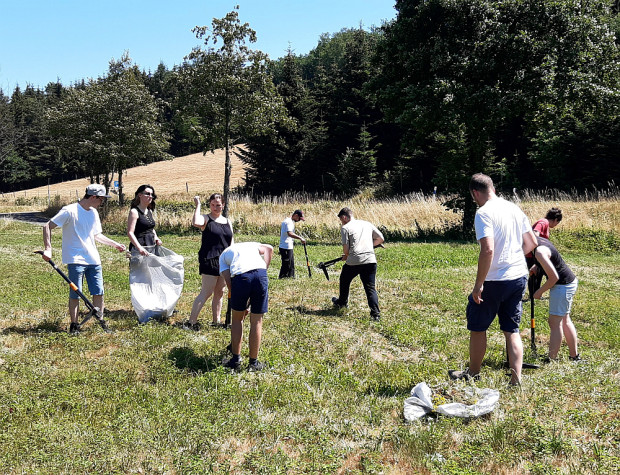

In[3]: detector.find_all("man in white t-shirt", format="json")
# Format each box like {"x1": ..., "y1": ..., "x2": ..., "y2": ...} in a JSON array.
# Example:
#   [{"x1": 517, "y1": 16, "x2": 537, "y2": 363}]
[
  {"x1": 331, "y1": 207, "x2": 384, "y2": 321},
  {"x1": 219, "y1": 242, "x2": 274, "y2": 372},
  {"x1": 41, "y1": 184, "x2": 126, "y2": 334},
  {"x1": 278, "y1": 210, "x2": 306, "y2": 279},
  {"x1": 449, "y1": 174, "x2": 537, "y2": 386}
]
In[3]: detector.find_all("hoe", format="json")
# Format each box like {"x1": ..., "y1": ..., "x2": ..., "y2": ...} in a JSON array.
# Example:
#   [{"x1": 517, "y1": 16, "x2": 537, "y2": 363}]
[
  {"x1": 317, "y1": 243, "x2": 384, "y2": 281},
  {"x1": 35, "y1": 251, "x2": 112, "y2": 333}
]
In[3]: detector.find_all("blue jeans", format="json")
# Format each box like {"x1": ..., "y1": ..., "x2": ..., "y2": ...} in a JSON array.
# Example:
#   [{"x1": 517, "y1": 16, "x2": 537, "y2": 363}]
[{"x1": 67, "y1": 264, "x2": 104, "y2": 299}]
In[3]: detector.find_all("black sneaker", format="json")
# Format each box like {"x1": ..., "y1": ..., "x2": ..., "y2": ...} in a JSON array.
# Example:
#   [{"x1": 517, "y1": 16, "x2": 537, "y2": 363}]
[
  {"x1": 248, "y1": 360, "x2": 265, "y2": 372},
  {"x1": 569, "y1": 354, "x2": 585, "y2": 363},
  {"x1": 332, "y1": 297, "x2": 346, "y2": 308},
  {"x1": 448, "y1": 368, "x2": 480, "y2": 381},
  {"x1": 98, "y1": 319, "x2": 113, "y2": 334},
  {"x1": 69, "y1": 322, "x2": 80, "y2": 335},
  {"x1": 181, "y1": 321, "x2": 201, "y2": 332},
  {"x1": 371, "y1": 314, "x2": 381, "y2": 321},
  {"x1": 223, "y1": 357, "x2": 241, "y2": 371}
]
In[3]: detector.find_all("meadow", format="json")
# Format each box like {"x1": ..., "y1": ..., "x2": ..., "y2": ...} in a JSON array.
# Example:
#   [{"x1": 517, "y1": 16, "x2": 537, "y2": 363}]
[{"x1": 0, "y1": 191, "x2": 619, "y2": 474}]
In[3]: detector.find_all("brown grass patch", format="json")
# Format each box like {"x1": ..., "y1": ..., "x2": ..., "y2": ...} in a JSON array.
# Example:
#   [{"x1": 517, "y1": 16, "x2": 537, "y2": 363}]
[{"x1": 3, "y1": 147, "x2": 247, "y2": 201}]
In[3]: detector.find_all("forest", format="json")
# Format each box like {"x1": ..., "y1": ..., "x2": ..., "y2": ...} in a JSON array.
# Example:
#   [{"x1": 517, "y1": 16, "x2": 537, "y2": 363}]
[{"x1": 1, "y1": 0, "x2": 619, "y2": 202}]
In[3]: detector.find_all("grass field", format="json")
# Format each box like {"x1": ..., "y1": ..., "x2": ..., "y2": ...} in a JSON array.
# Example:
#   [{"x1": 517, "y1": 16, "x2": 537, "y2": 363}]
[{"x1": 1, "y1": 206, "x2": 619, "y2": 473}]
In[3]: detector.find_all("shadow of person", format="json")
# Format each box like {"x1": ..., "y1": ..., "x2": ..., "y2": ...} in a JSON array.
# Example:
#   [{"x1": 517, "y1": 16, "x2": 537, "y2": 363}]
[
  {"x1": 168, "y1": 346, "x2": 228, "y2": 374},
  {"x1": 287, "y1": 305, "x2": 343, "y2": 317},
  {"x1": 1, "y1": 319, "x2": 64, "y2": 335}
]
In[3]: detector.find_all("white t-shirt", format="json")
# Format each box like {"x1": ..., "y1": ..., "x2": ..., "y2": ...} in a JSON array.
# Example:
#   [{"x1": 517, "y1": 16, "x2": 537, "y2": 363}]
[
  {"x1": 51, "y1": 202, "x2": 102, "y2": 265},
  {"x1": 219, "y1": 242, "x2": 267, "y2": 277},
  {"x1": 474, "y1": 197, "x2": 530, "y2": 281},
  {"x1": 279, "y1": 217, "x2": 295, "y2": 249},
  {"x1": 341, "y1": 219, "x2": 384, "y2": 266}
]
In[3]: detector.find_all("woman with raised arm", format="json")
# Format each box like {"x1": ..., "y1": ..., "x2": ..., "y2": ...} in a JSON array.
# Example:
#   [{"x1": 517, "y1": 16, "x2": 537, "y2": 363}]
[
  {"x1": 182, "y1": 193, "x2": 234, "y2": 331},
  {"x1": 127, "y1": 184, "x2": 161, "y2": 256}
]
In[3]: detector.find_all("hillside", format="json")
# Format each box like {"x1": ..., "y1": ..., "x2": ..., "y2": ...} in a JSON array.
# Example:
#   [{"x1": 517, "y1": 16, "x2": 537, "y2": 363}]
[{"x1": 11, "y1": 148, "x2": 247, "y2": 199}]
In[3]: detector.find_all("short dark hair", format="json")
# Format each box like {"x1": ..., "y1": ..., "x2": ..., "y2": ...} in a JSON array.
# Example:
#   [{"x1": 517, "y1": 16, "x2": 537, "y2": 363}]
[
  {"x1": 337, "y1": 207, "x2": 352, "y2": 218},
  {"x1": 208, "y1": 193, "x2": 224, "y2": 203},
  {"x1": 545, "y1": 207, "x2": 562, "y2": 222},
  {"x1": 469, "y1": 173, "x2": 494, "y2": 192}
]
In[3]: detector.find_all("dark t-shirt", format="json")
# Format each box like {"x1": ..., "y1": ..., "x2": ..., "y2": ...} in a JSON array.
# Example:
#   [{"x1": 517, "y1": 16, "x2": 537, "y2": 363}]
[{"x1": 533, "y1": 237, "x2": 576, "y2": 285}]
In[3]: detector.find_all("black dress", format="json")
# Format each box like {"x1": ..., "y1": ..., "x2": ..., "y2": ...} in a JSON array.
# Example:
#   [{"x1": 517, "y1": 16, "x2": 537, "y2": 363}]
[
  {"x1": 129, "y1": 207, "x2": 156, "y2": 251},
  {"x1": 198, "y1": 216, "x2": 233, "y2": 275}
]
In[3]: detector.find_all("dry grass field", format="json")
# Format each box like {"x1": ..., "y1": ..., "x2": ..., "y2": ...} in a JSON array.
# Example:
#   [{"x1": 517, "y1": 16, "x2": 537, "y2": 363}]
[{"x1": 3, "y1": 147, "x2": 247, "y2": 201}]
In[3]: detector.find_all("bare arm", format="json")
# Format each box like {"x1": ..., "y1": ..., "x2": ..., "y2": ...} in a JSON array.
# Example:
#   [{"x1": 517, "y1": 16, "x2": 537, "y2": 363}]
[
  {"x1": 259, "y1": 244, "x2": 274, "y2": 268},
  {"x1": 522, "y1": 230, "x2": 538, "y2": 255},
  {"x1": 341, "y1": 243, "x2": 349, "y2": 261},
  {"x1": 472, "y1": 236, "x2": 494, "y2": 304},
  {"x1": 192, "y1": 196, "x2": 206, "y2": 229},
  {"x1": 41, "y1": 220, "x2": 58, "y2": 261},
  {"x1": 221, "y1": 269, "x2": 232, "y2": 293},
  {"x1": 532, "y1": 247, "x2": 559, "y2": 300},
  {"x1": 95, "y1": 234, "x2": 126, "y2": 252},
  {"x1": 287, "y1": 230, "x2": 306, "y2": 244}
]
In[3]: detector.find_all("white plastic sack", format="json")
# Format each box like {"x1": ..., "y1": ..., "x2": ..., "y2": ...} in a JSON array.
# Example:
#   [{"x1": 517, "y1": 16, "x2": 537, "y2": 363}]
[
  {"x1": 403, "y1": 382, "x2": 500, "y2": 421},
  {"x1": 129, "y1": 245, "x2": 185, "y2": 323}
]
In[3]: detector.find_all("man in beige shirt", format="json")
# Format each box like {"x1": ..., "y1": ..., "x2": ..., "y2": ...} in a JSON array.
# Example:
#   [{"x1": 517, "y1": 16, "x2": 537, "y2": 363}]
[{"x1": 331, "y1": 207, "x2": 384, "y2": 321}]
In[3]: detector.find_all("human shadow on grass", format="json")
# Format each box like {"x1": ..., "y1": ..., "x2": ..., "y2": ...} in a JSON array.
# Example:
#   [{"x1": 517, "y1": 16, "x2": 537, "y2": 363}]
[
  {"x1": 287, "y1": 305, "x2": 343, "y2": 318},
  {"x1": 168, "y1": 345, "x2": 229, "y2": 374},
  {"x1": 2, "y1": 319, "x2": 64, "y2": 335}
]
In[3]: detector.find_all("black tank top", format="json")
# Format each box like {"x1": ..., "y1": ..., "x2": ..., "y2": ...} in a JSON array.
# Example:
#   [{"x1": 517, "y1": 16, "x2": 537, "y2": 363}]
[
  {"x1": 533, "y1": 237, "x2": 576, "y2": 285},
  {"x1": 130, "y1": 207, "x2": 156, "y2": 250},
  {"x1": 198, "y1": 215, "x2": 233, "y2": 260}
]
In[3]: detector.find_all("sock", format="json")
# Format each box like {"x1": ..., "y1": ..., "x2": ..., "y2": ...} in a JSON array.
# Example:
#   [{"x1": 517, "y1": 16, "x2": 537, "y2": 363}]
[
  {"x1": 249, "y1": 357, "x2": 257, "y2": 365},
  {"x1": 230, "y1": 353, "x2": 240, "y2": 363}
]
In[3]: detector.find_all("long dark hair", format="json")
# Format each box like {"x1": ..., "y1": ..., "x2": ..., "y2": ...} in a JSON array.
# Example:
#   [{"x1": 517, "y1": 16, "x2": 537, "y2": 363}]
[{"x1": 130, "y1": 184, "x2": 157, "y2": 210}]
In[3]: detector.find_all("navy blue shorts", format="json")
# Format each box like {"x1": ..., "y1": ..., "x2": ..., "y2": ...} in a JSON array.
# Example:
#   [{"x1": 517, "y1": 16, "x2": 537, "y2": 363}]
[
  {"x1": 231, "y1": 268, "x2": 268, "y2": 314},
  {"x1": 466, "y1": 277, "x2": 527, "y2": 333}
]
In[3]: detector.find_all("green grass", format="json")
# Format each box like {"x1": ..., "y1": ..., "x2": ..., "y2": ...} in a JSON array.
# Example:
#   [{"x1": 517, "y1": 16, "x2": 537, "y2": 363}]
[{"x1": 0, "y1": 219, "x2": 619, "y2": 473}]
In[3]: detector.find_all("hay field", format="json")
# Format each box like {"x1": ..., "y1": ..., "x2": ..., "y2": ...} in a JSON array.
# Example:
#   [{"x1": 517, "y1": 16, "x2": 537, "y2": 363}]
[{"x1": 6, "y1": 147, "x2": 247, "y2": 200}]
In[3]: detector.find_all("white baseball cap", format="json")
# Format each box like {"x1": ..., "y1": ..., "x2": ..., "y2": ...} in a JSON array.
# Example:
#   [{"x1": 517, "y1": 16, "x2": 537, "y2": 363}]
[{"x1": 85, "y1": 184, "x2": 110, "y2": 198}]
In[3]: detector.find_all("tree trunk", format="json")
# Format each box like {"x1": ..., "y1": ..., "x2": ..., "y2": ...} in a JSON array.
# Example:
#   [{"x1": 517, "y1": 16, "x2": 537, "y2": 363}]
[
  {"x1": 222, "y1": 106, "x2": 231, "y2": 218},
  {"x1": 118, "y1": 168, "x2": 125, "y2": 206}
]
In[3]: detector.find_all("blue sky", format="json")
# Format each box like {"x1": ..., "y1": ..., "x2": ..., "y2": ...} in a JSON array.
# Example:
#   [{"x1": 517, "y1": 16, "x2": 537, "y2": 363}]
[{"x1": 0, "y1": 0, "x2": 397, "y2": 93}]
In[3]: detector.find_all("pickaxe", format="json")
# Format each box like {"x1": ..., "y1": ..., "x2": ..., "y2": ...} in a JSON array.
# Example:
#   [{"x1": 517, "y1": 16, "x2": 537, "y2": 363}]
[{"x1": 317, "y1": 243, "x2": 384, "y2": 281}]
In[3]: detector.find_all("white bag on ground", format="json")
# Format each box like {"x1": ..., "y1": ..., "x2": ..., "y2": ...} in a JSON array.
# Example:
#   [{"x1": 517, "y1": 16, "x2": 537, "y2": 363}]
[
  {"x1": 130, "y1": 245, "x2": 184, "y2": 323},
  {"x1": 404, "y1": 382, "x2": 500, "y2": 421}
]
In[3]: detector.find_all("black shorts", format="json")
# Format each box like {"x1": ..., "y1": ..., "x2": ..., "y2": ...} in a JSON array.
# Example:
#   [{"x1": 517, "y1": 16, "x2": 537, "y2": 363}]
[{"x1": 199, "y1": 256, "x2": 221, "y2": 276}]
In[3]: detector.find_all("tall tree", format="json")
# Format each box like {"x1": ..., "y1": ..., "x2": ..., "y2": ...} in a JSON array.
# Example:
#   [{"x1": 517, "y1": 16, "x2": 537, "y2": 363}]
[
  {"x1": 48, "y1": 54, "x2": 171, "y2": 204},
  {"x1": 181, "y1": 7, "x2": 289, "y2": 215},
  {"x1": 374, "y1": 0, "x2": 620, "y2": 234}
]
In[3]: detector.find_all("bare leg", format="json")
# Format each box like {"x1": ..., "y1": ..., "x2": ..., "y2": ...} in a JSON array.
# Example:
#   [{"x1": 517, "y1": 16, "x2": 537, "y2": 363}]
[
  {"x1": 93, "y1": 295, "x2": 104, "y2": 317},
  {"x1": 548, "y1": 314, "x2": 564, "y2": 359},
  {"x1": 504, "y1": 331, "x2": 523, "y2": 384},
  {"x1": 189, "y1": 274, "x2": 219, "y2": 324},
  {"x1": 210, "y1": 275, "x2": 227, "y2": 324},
  {"x1": 561, "y1": 314, "x2": 579, "y2": 358},
  {"x1": 69, "y1": 298, "x2": 80, "y2": 324},
  {"x1": 230, "y1": 309, "x2": 247, "y2": 355},
  {"x1": 468, "y1": 330, "x2": 487, "y2": 375},
  {"x1": 248, "y1": 313, "x2": 264, "y2": 360}
]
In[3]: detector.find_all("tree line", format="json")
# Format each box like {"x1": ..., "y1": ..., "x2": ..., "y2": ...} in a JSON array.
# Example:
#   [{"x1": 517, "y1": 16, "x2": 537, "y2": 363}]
[{"x1": 1, "y1": 0, "x2": 619, "y2": 220}]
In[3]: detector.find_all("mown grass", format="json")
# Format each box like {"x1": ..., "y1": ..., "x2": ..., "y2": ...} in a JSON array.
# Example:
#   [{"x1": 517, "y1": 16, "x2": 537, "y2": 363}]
[{"x1": 1, "y1": 214, "x2": 619, "y2": 474}]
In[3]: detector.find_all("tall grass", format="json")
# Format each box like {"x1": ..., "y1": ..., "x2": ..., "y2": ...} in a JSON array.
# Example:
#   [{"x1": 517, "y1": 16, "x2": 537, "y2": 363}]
[{"x1": 2, "y1": 186, "x2": 619, "y2": 248}]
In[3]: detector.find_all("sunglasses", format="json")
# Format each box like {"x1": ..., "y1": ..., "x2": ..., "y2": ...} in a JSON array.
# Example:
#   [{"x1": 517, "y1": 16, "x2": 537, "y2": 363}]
[{"x1": 141, "y1": 192, "x2": 154, "y2": 197}]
